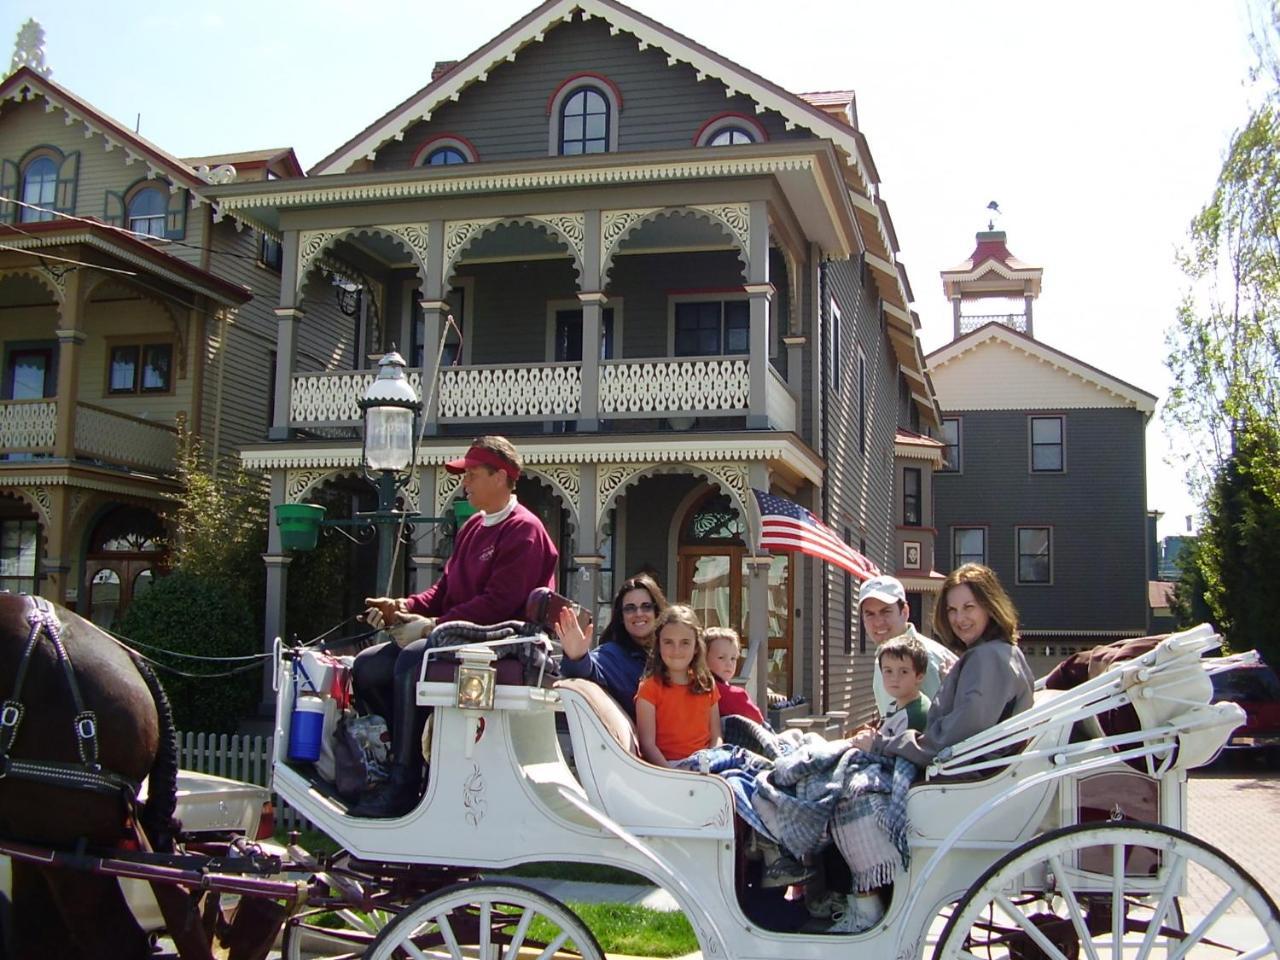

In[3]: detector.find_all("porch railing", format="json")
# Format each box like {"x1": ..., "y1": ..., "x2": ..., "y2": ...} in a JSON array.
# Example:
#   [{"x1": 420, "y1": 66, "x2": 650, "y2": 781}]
[
  {"x1": 599, "y1": 356, "x2": 748, "y2": 416},
  {"x1": 0, "y1": 398, "x2": 57, "y2": 452},
  {"x1": 73, "y1": 403, "x2": 179, "y2": 472},
  {"x1": 289, "y1": 357, "x2": 798, "y2": 430},
  {"x1": 290, "y1": 370, "x2": 425, "y2": 427}
]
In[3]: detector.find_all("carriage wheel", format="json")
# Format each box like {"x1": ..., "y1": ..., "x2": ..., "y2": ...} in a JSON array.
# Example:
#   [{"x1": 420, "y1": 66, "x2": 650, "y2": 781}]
[
  {"x1": 932, "y1": 821, "x2": 1279, "y2": 960},
  {"x1": 364, "y1": 880, "x2": 605, "y2": 960}
]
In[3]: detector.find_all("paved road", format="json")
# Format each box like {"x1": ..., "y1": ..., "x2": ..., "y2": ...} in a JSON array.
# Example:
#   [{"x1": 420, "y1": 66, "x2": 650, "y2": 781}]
[{"x1": 1184, "y1": 765, "x2": 1280, "y2": 912}]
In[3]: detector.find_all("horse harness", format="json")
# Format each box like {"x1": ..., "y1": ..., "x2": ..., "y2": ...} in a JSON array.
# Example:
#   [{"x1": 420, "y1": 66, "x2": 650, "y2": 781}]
[{"x1": 0, "y1": 596, "x2": 140, "y2": 799}]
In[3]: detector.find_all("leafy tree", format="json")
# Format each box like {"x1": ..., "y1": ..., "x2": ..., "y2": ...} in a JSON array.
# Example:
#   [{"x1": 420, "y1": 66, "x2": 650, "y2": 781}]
[{"x1": 1165, "y1": 3, "x2": 1280, "y2": 664}]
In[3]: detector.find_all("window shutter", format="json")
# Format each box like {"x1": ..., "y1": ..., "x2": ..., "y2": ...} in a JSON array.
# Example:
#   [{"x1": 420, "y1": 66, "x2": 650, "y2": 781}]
[
  {"x1": 54, "y1": 151, "x2": 79, "y2": 213},
  {"x1": 103, "y1": 190, "x2": 125, "y2": 227},
  {"x1": 0, "y1": 160, "x2": 18, "y2": 224},
  {"x1": 164, "y1": 188, "x2": 187, "y2": 239}
]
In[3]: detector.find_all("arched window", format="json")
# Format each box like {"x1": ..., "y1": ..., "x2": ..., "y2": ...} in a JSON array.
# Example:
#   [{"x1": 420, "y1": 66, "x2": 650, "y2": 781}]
[
  {"x1": 561, "y1": 88, "x2": 609, "y2": 155},
  {"x1": 411, "y1": 135, "x2": 477, "y2": 167},
  {"x1": 19, "y1": 155, "x2": 57, "y2": 222},
  {"x1": 127, "y1": 185, "x2": 167, "y2": 237},
  {"x1": 708, "y1": 127, "x2": 755, "y2": 146},
  {"x1": 424, "y1": 147, "x2": 467, "y2": 165},
  {"x1": 547, "y1": 74, "x2": 621, "y2": 155},
  {"x1": 694, "y1": 113, "x2": 768, "y2": 148}
]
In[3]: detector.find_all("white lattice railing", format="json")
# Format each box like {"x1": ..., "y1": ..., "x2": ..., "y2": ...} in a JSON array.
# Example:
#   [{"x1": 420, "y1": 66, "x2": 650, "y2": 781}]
[
  {"x1": 73, "y1": 403, "x2": 178, "y2": 472},
  {"x1": 290, "y1": 370, "x2": 424, "y2": 426},
  {"x1": 287, "y1": 357, "x2": 762, "y2": 426},
  {"x1": 0, "y1": 399, "x2": 57, "y2": 451},
  {"x1": 438, "y1": 363, "x2": 581, "y2": 421},
  {"x1": 599, "y1": 357, "x2": 749, "y2": 415}
]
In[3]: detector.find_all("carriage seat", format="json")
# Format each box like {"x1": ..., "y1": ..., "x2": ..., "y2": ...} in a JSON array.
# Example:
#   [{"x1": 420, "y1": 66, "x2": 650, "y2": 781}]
[
  {"x1": 555, "y1": 679, "x2": 734, "y2": 839},
  {"x1": 904, "y1": 688, "x2": 1073, "y2": 849}
]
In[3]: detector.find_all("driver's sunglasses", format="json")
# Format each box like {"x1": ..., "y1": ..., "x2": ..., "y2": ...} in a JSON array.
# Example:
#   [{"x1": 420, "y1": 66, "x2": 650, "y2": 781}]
[{"x1": 622, "y1": 601, "x2": 656, "y2": 615}]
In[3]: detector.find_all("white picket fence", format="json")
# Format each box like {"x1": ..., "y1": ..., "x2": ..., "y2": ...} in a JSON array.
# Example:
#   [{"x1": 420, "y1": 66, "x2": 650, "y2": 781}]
[{"x1": 176, "y1": 731, "x2": 312, "y2": 833}]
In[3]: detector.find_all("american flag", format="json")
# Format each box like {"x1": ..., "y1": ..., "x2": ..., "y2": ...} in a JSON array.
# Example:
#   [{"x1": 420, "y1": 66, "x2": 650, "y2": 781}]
[{"x1": 752, "y1": 489, "x2": 881, "y2": 581}]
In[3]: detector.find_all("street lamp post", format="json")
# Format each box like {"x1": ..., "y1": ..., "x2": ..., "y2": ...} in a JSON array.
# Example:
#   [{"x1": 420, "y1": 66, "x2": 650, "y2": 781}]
[{"x1": 358, "y1": 349, "x2": 424, "y2": 594}]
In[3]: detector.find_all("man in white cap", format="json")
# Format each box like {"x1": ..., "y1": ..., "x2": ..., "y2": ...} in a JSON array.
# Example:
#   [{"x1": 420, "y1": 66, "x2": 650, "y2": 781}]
[{"x1": 858, "y1": 575, "x2": 957, "y2": 718}]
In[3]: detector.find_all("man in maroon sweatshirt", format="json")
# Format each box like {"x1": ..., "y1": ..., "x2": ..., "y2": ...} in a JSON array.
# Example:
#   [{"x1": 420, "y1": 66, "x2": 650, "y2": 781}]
[{"x1": 350, "y1": 435, "x2": 557, "y2": 817}]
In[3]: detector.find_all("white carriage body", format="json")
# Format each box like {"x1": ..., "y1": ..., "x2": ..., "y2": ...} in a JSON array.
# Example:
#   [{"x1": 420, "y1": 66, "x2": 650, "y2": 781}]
[{"x1": 270, "y1": 625, "x2": 1247, "y2": 960}]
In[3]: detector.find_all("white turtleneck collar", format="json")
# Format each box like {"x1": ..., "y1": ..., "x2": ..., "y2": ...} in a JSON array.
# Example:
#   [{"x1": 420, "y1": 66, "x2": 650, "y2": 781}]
[{"x1": 482, "y1": 494, "x2": 518, "y2": 526}]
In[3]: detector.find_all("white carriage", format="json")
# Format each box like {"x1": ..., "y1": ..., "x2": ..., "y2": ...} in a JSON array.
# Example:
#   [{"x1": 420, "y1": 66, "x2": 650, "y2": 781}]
[{"x1": 270, "y1": 624, "x2": 1280, "y2": 960}]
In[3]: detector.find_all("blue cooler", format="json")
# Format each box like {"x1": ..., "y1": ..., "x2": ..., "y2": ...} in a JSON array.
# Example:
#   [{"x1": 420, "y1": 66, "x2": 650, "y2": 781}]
[{"x1": 288, "y1": 694, "x2": 326, "y2": 762}]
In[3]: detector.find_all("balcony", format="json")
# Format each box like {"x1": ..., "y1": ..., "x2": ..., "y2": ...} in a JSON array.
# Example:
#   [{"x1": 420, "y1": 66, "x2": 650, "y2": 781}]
[
  {"x1": 0, "y1": 399, "x2": 178, "y2": 473},
  {"x1": 290, "y1": 359, "x2": 796, "y2": 432}
]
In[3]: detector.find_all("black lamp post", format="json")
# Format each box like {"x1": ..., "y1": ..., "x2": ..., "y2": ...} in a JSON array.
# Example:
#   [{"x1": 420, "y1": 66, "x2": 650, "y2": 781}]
[{"x1": 358, "y1": 349, "x2": 423, "y2": 593}]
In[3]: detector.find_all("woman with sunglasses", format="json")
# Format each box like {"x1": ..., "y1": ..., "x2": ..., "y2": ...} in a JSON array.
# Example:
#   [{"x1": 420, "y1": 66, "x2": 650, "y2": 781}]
[{"x1": 558, "y1": 573, "x2": 669, "y2": 718}]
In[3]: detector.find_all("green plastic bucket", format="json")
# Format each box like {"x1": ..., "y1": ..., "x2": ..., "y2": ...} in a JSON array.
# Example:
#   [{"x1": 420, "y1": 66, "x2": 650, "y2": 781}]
[{"x1": 274, "y1": 503, "x2": 326, "y2": 551}]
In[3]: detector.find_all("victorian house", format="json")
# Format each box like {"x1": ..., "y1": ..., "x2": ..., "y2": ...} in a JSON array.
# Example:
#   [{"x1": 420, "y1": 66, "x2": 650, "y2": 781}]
[
  {"x1": 0, "y1": 63, "x2": 347, "y2": 627},
  {"x1": 928, "y1": 230, "x2": 1155, "y2": 675},
  {"x1": 208, "y1": 0, "x2": 939, "y2": 721}
]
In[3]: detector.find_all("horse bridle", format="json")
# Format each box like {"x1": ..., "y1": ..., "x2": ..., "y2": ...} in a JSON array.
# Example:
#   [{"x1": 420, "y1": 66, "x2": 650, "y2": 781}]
[{"x1": 0, "y1": 596, "x2": 140, "y2": 799}]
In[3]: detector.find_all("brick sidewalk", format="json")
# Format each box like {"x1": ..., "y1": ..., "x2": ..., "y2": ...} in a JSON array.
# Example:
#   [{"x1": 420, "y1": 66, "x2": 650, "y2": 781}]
[{"x1": 1185, "y1": 767, "x2": 1280, "y2": 913}]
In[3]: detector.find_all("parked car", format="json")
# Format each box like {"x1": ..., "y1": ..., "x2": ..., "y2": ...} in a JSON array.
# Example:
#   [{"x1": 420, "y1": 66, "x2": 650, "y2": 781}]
[
  {"x1": 0, "y1": 769, "x2": 275, "y2": 934},
  {"x1": 1209, "y1": 654, "x2": 1280, "y2": 764}
]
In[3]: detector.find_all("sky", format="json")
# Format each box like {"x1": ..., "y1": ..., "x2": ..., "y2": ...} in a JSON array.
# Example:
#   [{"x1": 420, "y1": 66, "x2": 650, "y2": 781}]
[{"x1": 7, "y1": 1, "x2": 1261, "y2": 539}]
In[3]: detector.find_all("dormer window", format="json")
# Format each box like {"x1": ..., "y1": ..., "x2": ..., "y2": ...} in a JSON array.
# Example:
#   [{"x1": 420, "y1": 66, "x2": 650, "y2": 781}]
[
  {"x1": 127, "y1": 185, "x2": 167, "y2": 237},
  {"x1": 695, "y1": 113, "x2": 768, "y2": 148},
  {"x1": 6, "y1": 146, "x2": 79, "y2": 224},
  {"x1": 547, "y1": 73, "x2": 621, "y2": 155},
  {"x1": 411, "y1": 135, "x2": 477, "y2": 167},
  {"x1": 20, "y1": 156, "x2": 57, "y2": 221}
]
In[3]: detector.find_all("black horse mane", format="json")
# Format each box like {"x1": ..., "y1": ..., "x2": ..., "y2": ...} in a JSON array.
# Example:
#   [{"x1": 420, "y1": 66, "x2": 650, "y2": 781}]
[{"x1": 129, "y1": 653, "x2": 180, "y2": 852}]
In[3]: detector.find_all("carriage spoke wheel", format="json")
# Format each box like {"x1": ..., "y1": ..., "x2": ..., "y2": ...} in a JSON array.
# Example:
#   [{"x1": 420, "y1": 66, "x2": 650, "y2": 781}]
[
  {"x1": 365, "y1": 880, "x2": 605, "y2": 960},
  {"x1": 933, "y1": 822, "x2": 1280, "y2": 960}
]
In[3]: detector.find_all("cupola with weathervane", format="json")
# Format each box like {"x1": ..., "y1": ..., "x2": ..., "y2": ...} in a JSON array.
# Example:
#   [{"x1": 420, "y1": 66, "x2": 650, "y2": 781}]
[{"x1": 940, "y1": 203, "x2": 1043, "y2": 340}]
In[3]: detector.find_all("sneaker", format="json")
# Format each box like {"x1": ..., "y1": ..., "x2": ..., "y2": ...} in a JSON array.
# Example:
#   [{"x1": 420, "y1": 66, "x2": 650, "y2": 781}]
[
  {"x1": 826, "y1": 895, "x2": 884, "y2": 934},
  {"x1": 761, "y1": 853, "x2": 816, "y2": 888},
  {"x1": 806, "y1": 890, "x2": 846, "y2": 919}
]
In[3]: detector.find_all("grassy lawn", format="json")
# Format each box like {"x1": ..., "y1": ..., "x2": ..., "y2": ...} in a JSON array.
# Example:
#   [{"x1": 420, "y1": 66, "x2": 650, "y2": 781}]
[{"x1": 532, "y1": 902, "x2": 698, "y2": 958}]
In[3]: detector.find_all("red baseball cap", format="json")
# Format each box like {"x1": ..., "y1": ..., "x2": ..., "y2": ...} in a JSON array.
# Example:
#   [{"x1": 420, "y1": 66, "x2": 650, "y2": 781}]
[{"x1": 444, "y1": 443, "x2": 520, "y2": 481}]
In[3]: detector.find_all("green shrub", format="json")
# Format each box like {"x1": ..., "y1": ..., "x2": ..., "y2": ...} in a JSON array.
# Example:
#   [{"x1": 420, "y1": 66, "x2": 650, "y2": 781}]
[{"x1": 117, "y1": 571, "x2": 258, "y2": 733}]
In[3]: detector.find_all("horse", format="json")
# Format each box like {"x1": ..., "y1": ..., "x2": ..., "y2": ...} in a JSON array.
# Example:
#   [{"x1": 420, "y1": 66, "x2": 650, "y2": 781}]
[{"x1": 0, "y1": 593, "x2": 178, "y2": 960}]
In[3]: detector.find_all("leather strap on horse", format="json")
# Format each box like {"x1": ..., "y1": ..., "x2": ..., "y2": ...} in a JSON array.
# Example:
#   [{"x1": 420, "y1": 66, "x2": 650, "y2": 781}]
[{"x1": 0, "y1": 597, "x2": 140, "y2": 799}]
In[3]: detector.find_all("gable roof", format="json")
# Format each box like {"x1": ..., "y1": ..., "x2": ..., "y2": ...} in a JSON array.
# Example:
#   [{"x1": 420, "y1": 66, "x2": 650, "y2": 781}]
[
  {"x1": 0, "y1": 67, "x2": 212, "y2": 195},
  {"x1": 925, "y1": 321, "x2": 1156, "y2": 416},
  {"x1": 182, "y1": 147, "x2": 305, "y2": 179},
  {"x1": 311, "y1": 0, "x2": 879, "y2": 193}
]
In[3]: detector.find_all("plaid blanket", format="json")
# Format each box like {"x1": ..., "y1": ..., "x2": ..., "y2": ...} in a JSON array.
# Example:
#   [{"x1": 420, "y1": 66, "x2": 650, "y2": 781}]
[
  {"x1": 750, "y1": 738, "x2": 917, "y2": 890},
  {"x1": 425, "y1": 620, "x2": 557, "y2": 686}
]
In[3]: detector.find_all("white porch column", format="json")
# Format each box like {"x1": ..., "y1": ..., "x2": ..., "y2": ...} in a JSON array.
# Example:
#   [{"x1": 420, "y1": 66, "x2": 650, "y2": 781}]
[
  {"x1": 261, "y1": 472, "x2": 291, "y2": 709},
  {"x1": 270, "y1": 230, "x2": 303, "y2": 441},
  {"x1": 577, "y1": 293, "x2": 605, "y2": 431},
  {"x1": 746, "y1": 199, "x2": 771, "y2": 429},
  {"x1": 572, "y1": 462, "x2": 601, "y2": 612},
  {"x1": 743, "y1": 461, "x2": 772, "y2": 706}
]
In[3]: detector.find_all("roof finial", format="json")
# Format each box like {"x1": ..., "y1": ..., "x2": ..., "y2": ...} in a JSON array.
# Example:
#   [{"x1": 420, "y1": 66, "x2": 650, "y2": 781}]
[
  {"x1": 9, "y1": 19, "x2": 51, "y2": 79},
  {"x1": 985, "y1": 199, "x2": 1002, "y2": 232}
]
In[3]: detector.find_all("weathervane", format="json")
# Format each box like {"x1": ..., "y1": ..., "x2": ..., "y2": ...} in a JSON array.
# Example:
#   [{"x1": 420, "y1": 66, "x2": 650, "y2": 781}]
[
  {"x1": 9, "y1": 19, "x2": 51, "y2": 79},
  {"x1": 986, "y1": 200, "x2": 1002, "y2": 231}
]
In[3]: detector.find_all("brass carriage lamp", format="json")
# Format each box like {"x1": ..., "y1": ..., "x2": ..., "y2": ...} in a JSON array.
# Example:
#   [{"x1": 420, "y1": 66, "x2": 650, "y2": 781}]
[
  {"x1": 359, "y1": 350, "x2": 422, "y2": 473},
  {"x1": 456, "y1": 645, "x2": 497, "y2": 711}
]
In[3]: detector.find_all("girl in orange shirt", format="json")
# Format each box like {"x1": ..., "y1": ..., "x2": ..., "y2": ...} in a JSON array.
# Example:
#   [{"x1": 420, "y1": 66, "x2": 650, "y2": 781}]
[{"x1": 635, "y1": 605, "x2": 722, "y2": 766}]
